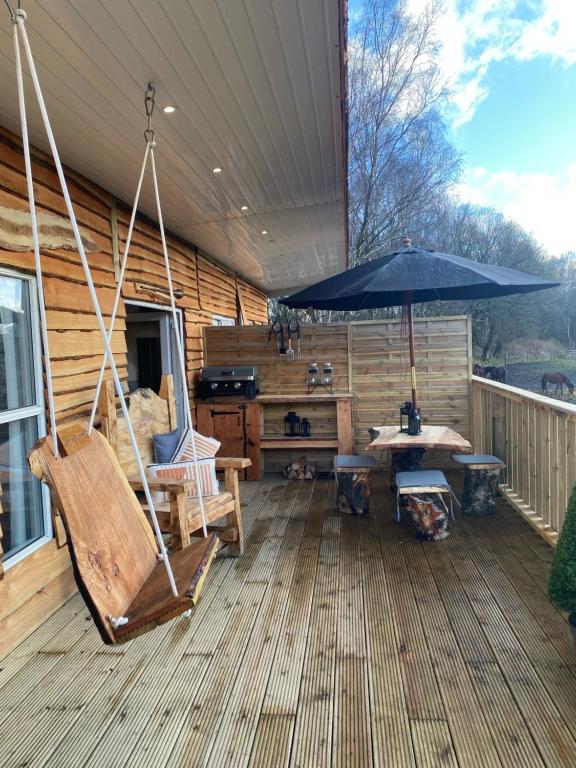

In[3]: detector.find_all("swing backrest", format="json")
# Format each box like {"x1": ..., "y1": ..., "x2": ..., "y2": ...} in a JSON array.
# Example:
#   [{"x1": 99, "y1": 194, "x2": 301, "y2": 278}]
[{"x1": 28, "y1": 422, "x2": 158, "y2": 643}]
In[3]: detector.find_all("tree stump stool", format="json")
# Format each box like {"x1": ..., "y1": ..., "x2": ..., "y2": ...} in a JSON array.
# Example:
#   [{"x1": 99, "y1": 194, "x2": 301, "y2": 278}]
[
  {"x1": 395, "y1": 470, "x2": 454, "y2": 539},
  {"x1": 451, "y1": 454, "x2": 505, "y2": 516},
  {"x1": 334, "y1": 455, "x2": 377, "y2": 515}
]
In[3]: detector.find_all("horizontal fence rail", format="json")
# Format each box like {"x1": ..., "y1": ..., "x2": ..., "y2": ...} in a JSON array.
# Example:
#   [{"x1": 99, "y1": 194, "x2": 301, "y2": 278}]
[{"x1": 471, "y1": 375, "x2": 576, "y2": 546}]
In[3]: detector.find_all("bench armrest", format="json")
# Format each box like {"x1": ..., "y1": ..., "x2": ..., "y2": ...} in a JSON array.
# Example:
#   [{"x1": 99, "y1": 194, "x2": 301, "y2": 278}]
[
  {"x1": 128, "y1": 476, "x2": 195, "y2": 494},
  {"x1": 215, "y1": 458, "x2": 252, "y2": 470}
]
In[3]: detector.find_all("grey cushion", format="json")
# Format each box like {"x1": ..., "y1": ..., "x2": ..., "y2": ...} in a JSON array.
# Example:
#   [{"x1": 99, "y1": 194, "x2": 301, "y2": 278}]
[
  {"x1": 451, "y1": 454, "x2": 504, "y2": 466},
  {"x1": 334, "y1": 455, "x2": 377, "y2": 469},
  {"x1": 153, "y1": 428, "x2": 181, "y2": 464},
  {"x1": 396, "y1": 470, "x2": 449, "y2": 489}
]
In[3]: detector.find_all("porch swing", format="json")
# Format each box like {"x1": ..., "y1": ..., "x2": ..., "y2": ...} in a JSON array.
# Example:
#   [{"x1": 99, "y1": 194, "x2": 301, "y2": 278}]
[{"x1": 8, "y1": 4, "x2": 219, "y2": 644}]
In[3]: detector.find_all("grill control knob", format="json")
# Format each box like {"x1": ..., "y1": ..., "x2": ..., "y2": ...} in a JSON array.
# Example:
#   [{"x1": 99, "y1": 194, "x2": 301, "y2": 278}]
[
  {"x1": 210, "y1": 382, "x2": 218, "y2": 390},
  {"x1": 233, "y1": 381, "x2": 242, "y2": 389}
]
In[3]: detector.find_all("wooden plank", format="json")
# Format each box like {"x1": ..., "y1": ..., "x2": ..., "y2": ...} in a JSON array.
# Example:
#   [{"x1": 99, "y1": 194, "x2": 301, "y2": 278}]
[
  {"x1": 0, "y1": 567, "x2": 76, "y2": 659},
  {"x1": 291, "y1": 513, "x2": 341, "y2": 768},
  {"x1": 43, "y1": 478, "x2": 276, "y2": 768},
  {"x1": 28, "y1": 423, "x2": 159, "y2": 644},
  {"x1": 2, "y1": 473, "x2": 576, "y2": 766},
  {"x1": 450, "y1": 551, "x2": 576, "y2": 765},
  {"x1": 204, "y1": 485, "x2": 313, "y2": 767},
  {"x1": 261, "y1": 438, "x2": 339, "y2": 449},
  {"x1": 336, "y1": 398, "x2": 353, "y2": 454},
  {"x1": 359, "y1": 500, "x2": 415, "y2": 768},
  {"x1": 333, "y1": 513, "x2": 372, "y2": 768}
]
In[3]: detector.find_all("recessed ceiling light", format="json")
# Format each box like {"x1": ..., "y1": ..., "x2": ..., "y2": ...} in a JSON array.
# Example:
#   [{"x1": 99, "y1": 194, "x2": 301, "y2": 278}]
[
  {"x1": 241, "y1": 205, "x2": 249, "y2": 211},
  {"x1": 213, "y1": 167, "x2": 222, "y2": 174},
  {"x1": 261, "y1": 229, "x2": 268, "y2": 235},
  {"x1": 163, "y1": 105, "x2": 176, "y2": 114}
]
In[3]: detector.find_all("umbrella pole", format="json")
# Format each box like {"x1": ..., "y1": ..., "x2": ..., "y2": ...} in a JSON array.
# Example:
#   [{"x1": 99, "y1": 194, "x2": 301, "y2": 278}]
[{"x1": 407, "y1": 292, "x2": 417, "y2": 410}]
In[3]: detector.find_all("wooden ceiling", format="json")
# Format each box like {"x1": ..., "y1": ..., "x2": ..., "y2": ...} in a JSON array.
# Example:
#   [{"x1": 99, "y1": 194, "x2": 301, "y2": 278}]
[{"x1": 0, "y1": 0, "x2": 347, "y2": 293}]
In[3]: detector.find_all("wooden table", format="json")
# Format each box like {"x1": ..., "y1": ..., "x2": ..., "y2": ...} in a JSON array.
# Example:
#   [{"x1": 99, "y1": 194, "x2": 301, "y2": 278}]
[
  {"x1": 367, "y1": 425, "x2": 472, "y2": 475},
  {"x1": 366, "y1": 425, "x2": 472, "y2": 538},
  {"x1": 366, "y1": 425, "x2": 473, "y2": 454}
]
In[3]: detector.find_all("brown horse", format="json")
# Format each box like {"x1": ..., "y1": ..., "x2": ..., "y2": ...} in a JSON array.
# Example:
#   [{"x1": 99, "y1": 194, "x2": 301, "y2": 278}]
[{"x1": 541, "y1": 372, "x2": 575, "y2": 396}]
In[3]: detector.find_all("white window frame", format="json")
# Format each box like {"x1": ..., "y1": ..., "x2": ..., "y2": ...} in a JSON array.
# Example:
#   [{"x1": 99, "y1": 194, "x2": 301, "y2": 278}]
[
  {"x1": 212, "y1": 313, "x2": 235, "y2": 326},
  {"x1": 2, "y1": 267, "x2": 51, "y2": 571}
]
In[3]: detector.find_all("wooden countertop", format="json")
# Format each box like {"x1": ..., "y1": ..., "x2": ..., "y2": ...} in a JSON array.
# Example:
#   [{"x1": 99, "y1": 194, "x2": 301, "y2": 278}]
[
  {"x1": 256, "y1": 393, "x2": 353, "y2": 403},
  {"x1": 197, "y1": 394, "x2": 353, "y2": 404}
]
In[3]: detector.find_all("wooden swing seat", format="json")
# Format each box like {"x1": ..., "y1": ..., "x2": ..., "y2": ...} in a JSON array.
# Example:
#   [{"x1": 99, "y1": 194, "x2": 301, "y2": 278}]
[{"x1": 28, "y1": 421, "x2": 219, "y2": 644}]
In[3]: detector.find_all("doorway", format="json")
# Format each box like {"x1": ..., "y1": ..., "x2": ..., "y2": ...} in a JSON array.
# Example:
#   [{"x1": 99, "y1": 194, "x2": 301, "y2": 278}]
[{"x1": 125, "y1": 300, "x2": 185, "y2": 429}]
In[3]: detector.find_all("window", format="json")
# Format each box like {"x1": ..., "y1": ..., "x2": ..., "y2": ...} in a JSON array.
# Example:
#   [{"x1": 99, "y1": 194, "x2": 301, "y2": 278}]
[
  {"x1": 212, "y1": 314, "x2": 235, "y2": 326},
  {"x1": 0, "y1": 270, "x2": 50, "y2": 567}
]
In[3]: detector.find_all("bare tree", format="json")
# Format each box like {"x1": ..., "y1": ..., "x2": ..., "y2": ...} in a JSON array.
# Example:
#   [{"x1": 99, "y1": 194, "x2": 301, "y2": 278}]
[{"x1": 348, "y1": 0, "x2": 460, "y2": 264}]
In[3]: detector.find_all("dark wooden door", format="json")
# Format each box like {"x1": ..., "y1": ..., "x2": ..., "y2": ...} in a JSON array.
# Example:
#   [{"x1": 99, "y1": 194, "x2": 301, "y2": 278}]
[
  {"x1": 197, "y1": 402, "x2": 261, "y2": 480},
  {"x1": 211, "y1": 406, "x2": 245, "y2": 458}
]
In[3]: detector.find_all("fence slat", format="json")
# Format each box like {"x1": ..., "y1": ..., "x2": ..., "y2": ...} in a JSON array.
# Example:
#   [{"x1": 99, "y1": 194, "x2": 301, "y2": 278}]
[{"x1": 471, "y1": 375, "x2": 576, "y2": 545}]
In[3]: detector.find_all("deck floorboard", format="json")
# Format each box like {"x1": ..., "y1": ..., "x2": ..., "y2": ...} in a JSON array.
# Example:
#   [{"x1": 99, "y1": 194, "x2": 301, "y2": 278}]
[{"x1": 1, "y1": 474, "x2": 575, "y2": 768}]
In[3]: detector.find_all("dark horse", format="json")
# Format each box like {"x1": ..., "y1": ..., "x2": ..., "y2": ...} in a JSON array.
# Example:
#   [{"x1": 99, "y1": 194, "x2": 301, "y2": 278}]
[
  {"x1": 485, "y1": 365, "x2": 507, "y2": 383},
  {"x1": 541, "y1": 372, "x2": 575, "y2": 396},
  {"x1": 474, "y1": 364, "x2": 507, "y2": 383}
]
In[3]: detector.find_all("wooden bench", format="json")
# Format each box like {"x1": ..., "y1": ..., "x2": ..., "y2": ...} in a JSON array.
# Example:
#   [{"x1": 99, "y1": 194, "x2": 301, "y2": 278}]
[{"x1": 98, "y1": 375, "x2": 249, "y2": 555}]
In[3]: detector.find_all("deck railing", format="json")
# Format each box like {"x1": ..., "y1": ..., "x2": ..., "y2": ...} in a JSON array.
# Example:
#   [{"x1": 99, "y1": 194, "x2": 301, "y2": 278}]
[{"x1": 471, "y1": 375, "x2": 576, "y2": 546}]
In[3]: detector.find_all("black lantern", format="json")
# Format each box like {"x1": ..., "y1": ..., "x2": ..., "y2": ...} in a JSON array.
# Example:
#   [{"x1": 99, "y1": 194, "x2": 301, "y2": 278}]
[
  {"x1": 284, "y1": 411, "x2": 300, "y2": 437},
  {"x1": 301, "y1": 417, "x2": 311, "y2": 438}
]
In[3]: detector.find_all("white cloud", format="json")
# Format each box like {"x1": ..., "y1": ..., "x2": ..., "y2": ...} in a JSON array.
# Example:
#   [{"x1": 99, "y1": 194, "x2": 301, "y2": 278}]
[
  {"x1": 457, "y1": 164, "x2": 576, "y2": 254},
  {"x1": 427, "y1": 0, "x2": 576, "y2": 127}
]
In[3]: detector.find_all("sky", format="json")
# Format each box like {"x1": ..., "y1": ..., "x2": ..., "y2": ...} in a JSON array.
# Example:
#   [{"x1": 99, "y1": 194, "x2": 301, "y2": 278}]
[{"x1": 349, "y1": 1, "x2": 576, "y2": 256}]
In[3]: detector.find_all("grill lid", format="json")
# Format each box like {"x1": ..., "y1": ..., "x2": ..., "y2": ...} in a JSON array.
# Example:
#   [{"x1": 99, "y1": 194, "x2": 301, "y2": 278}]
[{"x1": 200, "y1": 365, "x2": 257, "y2": 382}]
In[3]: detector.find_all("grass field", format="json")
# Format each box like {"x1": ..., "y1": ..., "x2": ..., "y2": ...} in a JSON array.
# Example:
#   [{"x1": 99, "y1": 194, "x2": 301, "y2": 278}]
[{"x1": 498, "y1": 359, "x2": 576, "y2": 403}]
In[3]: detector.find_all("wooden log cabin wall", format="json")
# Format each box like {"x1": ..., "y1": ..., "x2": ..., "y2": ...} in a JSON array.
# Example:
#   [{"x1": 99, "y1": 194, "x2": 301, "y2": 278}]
[
  {"x1": 0, "y1": 126, "x2": 267, "y2": 657},
  {"x1": 204, "y1": 316, "x2": 472, "y2": 471}
]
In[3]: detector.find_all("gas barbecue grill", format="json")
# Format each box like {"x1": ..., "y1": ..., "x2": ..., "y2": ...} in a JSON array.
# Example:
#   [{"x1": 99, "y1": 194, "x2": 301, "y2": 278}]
[{"x1": 198, "y1": 365, "x2": 259, "y2": 400}]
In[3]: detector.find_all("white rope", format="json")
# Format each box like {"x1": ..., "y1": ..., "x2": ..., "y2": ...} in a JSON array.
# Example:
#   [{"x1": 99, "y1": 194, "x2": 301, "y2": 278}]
[
  {"x1": 14, "y1": 11, "x2": 178, "y2": 598},
  {"x1": 88, "y1": 142, "x2": 151, "y2": 434},
  {"x1": 150, "y1": 148, "x2": 207, "y2": 537},
  {"x1": 12, "y1": 20, "x2": 58, "y2": 457}
]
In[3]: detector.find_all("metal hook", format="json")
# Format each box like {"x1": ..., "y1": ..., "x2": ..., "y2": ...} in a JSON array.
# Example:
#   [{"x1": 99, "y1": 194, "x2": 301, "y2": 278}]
[
  {"x1": 3, "y1": 0, "x2": 16, "y2": 22},
  {"x1": 144, "y1": 82, "x2": 156, "y2": 144}
]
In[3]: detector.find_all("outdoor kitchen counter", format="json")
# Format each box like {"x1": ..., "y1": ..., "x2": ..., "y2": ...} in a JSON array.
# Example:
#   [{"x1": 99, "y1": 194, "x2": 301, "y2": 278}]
[{"x1": 197, "y1": 394, "x2": 354, "y2": 477}]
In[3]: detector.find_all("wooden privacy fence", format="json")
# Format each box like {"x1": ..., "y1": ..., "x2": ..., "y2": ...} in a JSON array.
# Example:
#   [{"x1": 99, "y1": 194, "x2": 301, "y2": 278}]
[
  {"x1": 471, "y1": 375, "x2": 576, "y2": 545},
  {"x1": 204, "y1": 316, "x2": 472, "y2": 465}
]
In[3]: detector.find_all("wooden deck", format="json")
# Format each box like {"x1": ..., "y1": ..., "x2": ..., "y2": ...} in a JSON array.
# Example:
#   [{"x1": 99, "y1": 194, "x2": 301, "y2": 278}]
[{"x1": 1, "y1": 474, "x2": 575, "y2": 767}]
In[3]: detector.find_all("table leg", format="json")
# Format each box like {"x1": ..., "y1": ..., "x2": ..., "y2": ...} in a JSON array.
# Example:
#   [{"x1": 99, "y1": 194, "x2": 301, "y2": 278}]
[{"x1": 390, "y1": 447, "x2": 426, "y2": 491}]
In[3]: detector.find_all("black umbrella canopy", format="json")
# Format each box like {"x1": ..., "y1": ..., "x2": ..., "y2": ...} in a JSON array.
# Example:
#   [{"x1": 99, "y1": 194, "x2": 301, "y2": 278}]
[
  {"x1": 280, "y1": 242, "x2": 560, "y2": 416},
  {"x1": 281, "y1": 245, "x2": 560, "y2": 311}
]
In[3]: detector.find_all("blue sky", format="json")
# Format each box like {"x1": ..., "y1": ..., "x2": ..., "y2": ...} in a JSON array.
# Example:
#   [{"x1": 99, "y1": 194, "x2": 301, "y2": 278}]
[{"x1": 349, "y1": 1, "x2": 576, "y2": 255}]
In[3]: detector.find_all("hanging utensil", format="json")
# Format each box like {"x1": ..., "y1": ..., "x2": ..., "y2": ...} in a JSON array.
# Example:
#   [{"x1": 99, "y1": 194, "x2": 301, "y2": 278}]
[
  {"x1": 286, "y1": 321, "x2": 295, "y2": 362},
  {"x1": 288, "y1": 320, "x2": 300, "y2": 360},
  {"x1": 269, "y1": 320, "x2": 286, "y2": 357}
]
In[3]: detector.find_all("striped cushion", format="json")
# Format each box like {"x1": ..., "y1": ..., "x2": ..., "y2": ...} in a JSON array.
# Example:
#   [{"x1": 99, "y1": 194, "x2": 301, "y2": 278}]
[
  {"x1": 147, "y1": 458, "x2": 219, "y2": 502},
  {"x1": 173, "y1": 427, "x2": 220, "y2": 462}
]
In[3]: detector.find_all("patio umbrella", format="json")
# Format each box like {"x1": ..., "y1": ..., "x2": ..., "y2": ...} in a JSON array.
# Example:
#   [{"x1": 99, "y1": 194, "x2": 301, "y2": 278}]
[{"x1": 280, "y1": 238, "x2": 560, "y2": 411}]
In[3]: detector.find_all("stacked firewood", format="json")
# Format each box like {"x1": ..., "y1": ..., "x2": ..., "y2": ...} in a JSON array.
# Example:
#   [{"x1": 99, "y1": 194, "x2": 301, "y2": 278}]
[{"x1": 283, "y1": 456, "x2": 316, "y2": 480}]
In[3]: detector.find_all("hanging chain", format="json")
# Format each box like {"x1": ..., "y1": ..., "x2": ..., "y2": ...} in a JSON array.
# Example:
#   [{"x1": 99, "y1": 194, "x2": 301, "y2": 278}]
[{"x1": 144, "y1": 82, "x2": 155, "y2": 144}]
